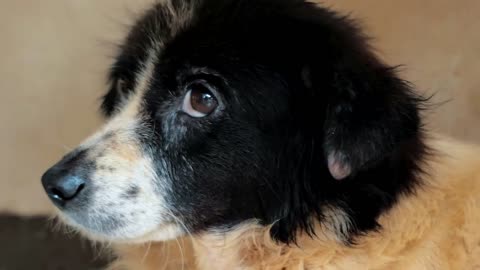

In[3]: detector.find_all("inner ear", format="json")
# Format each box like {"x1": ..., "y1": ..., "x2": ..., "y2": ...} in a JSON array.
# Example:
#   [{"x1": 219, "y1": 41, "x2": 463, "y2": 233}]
[
  {"x1": 327, "y1": 151, "x2": 351, "y2": 180},
  {"x1": 319, "y1": 66, "x2": 423, "y2": 180}
]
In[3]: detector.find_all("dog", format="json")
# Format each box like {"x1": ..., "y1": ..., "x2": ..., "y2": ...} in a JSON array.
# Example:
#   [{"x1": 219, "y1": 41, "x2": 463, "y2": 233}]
[{"x1": 41, "y1": 0, "x2": 480, "y2": 269}]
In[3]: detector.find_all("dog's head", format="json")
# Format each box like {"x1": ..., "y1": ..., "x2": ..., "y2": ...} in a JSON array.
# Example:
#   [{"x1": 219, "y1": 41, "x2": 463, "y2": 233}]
[{"x1": 42, "y1": 0, "x2": 425, "y2": 244}]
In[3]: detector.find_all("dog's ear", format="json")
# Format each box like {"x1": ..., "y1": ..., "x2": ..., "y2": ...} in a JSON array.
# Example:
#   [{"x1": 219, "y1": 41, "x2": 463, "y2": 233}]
[
  {"x1": 270, "y1": 2, "x2": 426, "y2": 244},
  {"x1": 303, "y1": 53, "x2": 423, "y2": 181},
  {"x1": 295, "y1": 18, "x2": 423, "y2": 181}
]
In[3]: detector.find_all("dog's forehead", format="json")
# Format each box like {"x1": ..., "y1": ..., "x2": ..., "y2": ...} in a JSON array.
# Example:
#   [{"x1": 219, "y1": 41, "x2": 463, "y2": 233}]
[
  {"x1": 104, "y1": 0, "x2": 313, "y2": 119},
  {"x1": 108, "y1": 1, "x2": 198, "y2": 88},
  {"x1": 122, "y1": 0, "x2": 294, "y2": 67}
]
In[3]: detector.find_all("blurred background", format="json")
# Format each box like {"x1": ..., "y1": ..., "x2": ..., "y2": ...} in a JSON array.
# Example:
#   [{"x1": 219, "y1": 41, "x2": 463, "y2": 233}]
[{"x1": 0, "y1": 0, "x2": 479, "y2": 269}]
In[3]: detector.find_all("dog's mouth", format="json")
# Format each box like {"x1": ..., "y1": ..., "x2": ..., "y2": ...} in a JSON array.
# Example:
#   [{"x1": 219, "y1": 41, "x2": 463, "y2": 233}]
[{"x1": 53, "y1": 202, "x2": 184, "y2": 243}]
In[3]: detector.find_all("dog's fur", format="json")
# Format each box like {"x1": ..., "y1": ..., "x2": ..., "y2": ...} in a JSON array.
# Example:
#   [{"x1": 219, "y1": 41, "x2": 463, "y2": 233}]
[
  {"x1": 41, "y1": 0, "x2": 480, "y2": 269},
  {"x1": 109, "y1": 136, "x2": 480, "y2": 269}
]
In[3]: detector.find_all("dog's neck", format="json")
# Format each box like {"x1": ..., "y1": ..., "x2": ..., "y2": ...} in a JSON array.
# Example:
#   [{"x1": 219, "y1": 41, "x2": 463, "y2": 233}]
[
  {"x1": 192, "y1": 223, "x2": 340, "y2": 270},
  {"x1": 190, "y1": 136, "x2": 469, "y2": 270},
  {"x1": 267, "y1": 133, "x2": 429, "y2": 244}
]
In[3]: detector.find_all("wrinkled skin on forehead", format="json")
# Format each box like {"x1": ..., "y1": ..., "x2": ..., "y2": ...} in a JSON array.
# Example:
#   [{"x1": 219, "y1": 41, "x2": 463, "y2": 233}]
[{"x1": 44, "y1": 0, "x2": 426, "y2": 244}]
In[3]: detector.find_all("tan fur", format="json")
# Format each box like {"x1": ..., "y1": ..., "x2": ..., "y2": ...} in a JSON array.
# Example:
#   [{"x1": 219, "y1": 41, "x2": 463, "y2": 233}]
[
  {"x1": 108, "y1": 239, "x2": 195, "y2": 270},
  {"x1": 111, "y1": 135, "x2": 480, "y2": 269}
]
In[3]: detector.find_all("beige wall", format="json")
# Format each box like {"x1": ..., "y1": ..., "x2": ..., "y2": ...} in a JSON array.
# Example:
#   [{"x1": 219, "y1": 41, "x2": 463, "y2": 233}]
[
  {"x1": 1, "y1": 0, "x2": 478, "y2": 215},
  {"x1": 329, "y1": 0, "x2": 480, "y2": 142}
]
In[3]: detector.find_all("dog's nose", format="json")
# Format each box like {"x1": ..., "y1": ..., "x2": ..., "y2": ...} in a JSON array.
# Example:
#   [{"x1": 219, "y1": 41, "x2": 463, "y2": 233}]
[{"x1": 41, "y1": 166, "x2": 86, "y2": 207}]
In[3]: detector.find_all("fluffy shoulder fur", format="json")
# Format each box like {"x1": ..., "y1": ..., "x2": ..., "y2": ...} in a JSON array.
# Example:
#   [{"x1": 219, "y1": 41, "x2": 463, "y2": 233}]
[{"x1": 110, "y1": 135, "x2": 480, "y2": 270}]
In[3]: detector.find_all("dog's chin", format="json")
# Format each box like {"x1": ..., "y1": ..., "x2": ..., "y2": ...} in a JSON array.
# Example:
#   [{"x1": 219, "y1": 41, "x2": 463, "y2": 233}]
[{"x1": 55, "y1": 210, "x2": 184, "y2": 244}]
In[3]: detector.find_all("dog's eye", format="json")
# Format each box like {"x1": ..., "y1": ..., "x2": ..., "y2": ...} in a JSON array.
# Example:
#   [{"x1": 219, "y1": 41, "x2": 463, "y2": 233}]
[{"x1": 182, "y1": 82, "x2": 218, "y2": 117}]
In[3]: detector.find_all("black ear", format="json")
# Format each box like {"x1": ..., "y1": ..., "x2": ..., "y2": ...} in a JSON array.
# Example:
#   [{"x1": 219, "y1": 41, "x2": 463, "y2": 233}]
[
  {"x1": 297, "y1": 15, "x2": 424, "y2": 181},
  {"x1": 265, "y1": 1, "x2": 427, "y2": 244},
  {"x1": 321, "y1": 64, "x2": 423, "y2": 180}
]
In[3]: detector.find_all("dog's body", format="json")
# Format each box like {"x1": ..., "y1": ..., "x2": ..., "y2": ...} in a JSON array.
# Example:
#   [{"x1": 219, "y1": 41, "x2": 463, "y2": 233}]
[
  {"x1": 110, "y1": 136, "x2": 480, "y2": 270},
  {"x1": 40, "y1": 0, "x2": 480, "y2": 269}
]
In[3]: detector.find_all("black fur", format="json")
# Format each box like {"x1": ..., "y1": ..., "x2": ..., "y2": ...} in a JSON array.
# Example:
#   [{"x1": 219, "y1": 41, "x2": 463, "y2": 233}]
[{"x1": 70, "y1": 0, "x2": 428, "y2": 244}]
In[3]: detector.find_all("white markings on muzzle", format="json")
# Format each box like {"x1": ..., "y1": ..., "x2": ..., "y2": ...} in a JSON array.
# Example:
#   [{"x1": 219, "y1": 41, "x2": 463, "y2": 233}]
[{"x1": 57, "y1": 49, "x2": 183, "y2": 242}]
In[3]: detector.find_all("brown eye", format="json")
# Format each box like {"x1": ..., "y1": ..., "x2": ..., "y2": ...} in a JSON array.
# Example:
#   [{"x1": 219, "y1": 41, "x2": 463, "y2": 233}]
[{"x1": 182, "y1": 82, "x2": 219, "y2": 117}]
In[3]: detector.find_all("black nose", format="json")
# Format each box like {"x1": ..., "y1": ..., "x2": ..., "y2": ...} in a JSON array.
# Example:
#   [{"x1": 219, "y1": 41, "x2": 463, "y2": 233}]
[{"x1": 41, "y1": 166, "x2": 86, "y2": 207}]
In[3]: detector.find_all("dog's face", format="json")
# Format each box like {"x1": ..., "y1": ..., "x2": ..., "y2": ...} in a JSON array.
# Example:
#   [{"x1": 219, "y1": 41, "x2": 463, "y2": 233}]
[{"x1": 42, "y1": 0, "x2": 424, "y2": 243}]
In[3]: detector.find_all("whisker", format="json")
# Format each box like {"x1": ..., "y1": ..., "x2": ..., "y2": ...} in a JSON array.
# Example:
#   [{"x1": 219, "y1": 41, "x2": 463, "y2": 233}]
[
  {"x1": 161, "y1": 241, "x2": 172, "y2": 270},
  {"x1": 173, "y1": 235, "x2": 186, "y2": 270},
  {"x1": 141, "y1": 242, "x2": 153, "y2": 264}
]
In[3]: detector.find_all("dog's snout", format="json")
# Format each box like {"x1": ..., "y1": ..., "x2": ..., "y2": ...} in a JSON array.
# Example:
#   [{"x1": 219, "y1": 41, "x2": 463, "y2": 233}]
[{"x1": 42, "y1": 166, "x2": 86, "y2": 207}]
